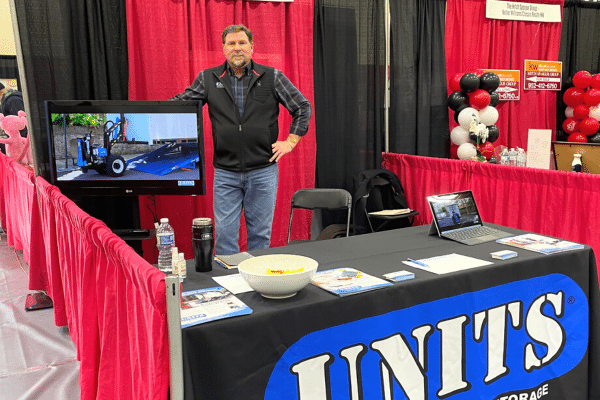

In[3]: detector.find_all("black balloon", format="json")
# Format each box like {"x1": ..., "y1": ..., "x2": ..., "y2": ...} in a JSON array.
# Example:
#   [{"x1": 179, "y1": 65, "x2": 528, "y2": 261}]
[
  {"x1": 454, "y1": 105, "x2": 468, "y2": 124},
  {"x1": 487, "y1": 125, "x2": 500, "y2": 143},
  {"x1": 489, "y1": 91, "x2": 500, "y2": 107},
  {"x1": 479, "y1": 72, "x2": 500, "y2": 92},
  {"x1": 460, "y1": 73, "x2": 480, "y2": 93},
  {"x1": 589, "y1": 131, "x2": 600, "y2": 143},
  {"x1": 448, "y1": 91, "x2": 469, "y2": 111}
]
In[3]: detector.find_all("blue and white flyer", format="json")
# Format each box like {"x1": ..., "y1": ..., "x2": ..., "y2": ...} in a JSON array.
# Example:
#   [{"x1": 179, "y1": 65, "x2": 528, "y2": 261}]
[
  {"x1": 311, "y1": 268, "x2": 392, "y2": 297},
  {"x1": 180, "y1": 286, "x2": 252, "y2": 328}
]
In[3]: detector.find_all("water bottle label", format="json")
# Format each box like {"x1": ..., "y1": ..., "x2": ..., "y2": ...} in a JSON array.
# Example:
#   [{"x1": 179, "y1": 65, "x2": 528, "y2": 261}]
[{"x1": 157, "y1": 233, "x2": 174, "y2": 246}]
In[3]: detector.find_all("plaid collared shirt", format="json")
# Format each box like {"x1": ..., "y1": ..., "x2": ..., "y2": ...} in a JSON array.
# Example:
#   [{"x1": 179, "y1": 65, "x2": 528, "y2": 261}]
[
  {"x1": 228, "y1": 64, "x2": 252, "y2": 117},
  {"x1": 171, "y1": 62, "x2": 311, "y2": 136}
]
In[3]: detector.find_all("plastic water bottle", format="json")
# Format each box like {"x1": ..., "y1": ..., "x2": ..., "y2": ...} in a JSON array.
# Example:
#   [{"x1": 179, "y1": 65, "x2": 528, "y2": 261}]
[
  {"x1": 500, "y1": 148, "x2": 509, "y2": 165},
  {"x1": 156, "y1": 218, "x2": 175, "y2": 273},
  {"x1": 517, "y1": 148, "x2": 527, "y2": 167},
  {"x1": 171, "y1": 246, "x2": 179, "y2": 275},
  {"x1": 508, "y1": 148, "x2": 517, "y2": 166}
]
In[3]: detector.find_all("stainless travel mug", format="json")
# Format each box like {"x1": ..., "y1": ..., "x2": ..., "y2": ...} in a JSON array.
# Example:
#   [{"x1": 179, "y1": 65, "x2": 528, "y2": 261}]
[{"x1": 192, "y1": 218, "x2": 214, "y2": 272}]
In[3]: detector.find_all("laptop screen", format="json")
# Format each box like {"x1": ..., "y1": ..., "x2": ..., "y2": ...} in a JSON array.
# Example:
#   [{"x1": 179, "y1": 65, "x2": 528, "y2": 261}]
[{"x1": 427, "y1": 190, "x2": 482, "y2": 234}]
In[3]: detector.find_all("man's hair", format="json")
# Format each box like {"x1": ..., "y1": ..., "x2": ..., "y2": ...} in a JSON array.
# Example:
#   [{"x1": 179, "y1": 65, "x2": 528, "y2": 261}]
[
  {"x1": 222, "y1": 25, "x2": 253, "y2": 44},
  {"x1": 0, "y1": 83, "x2": 4, "y2": 91}
]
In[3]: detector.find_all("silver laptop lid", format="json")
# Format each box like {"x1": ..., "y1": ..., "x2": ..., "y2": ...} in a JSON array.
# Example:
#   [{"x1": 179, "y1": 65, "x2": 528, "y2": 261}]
[{"x1": 427, "y1": 190, "x2": 483, "y2": 235}]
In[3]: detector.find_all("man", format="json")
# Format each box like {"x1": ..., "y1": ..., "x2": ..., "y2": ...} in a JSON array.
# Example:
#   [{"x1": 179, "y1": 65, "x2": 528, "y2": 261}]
[{"x1": 171, "y1": 25, "x2": 312, "y2": 255}]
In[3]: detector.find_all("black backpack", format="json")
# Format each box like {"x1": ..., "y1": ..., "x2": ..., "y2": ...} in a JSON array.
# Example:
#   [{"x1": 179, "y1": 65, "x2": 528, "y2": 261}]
[{"x1": 352, "y1": 169, "x2": 411, "y2": 235}]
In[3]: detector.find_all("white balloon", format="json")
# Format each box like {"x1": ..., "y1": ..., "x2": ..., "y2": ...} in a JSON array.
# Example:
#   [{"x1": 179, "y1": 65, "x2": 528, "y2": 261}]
[
  {"x1": 565, "y1": 106, "x2": 574, "y2": 119},
  {"x1": 479, "y1": 106, "x2": 499, "y2": 126},
  {"x1": 450, "y1": 126, "x2": 470, "y2": 146},
  {"x1": 457, "y1": 142, "x2": 477, "y2": 160},
  {"x1": 458, "y1": 107, "x2": 479, "y2": 130},
  {"x1": 589, "y1": 105, "x2": 600, "y2": 121}
]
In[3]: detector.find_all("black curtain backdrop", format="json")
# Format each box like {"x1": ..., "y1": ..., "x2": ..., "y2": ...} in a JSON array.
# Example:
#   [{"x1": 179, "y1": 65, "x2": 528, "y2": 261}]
[
  {"x1": 13, "y1": 0, "x2": 128, "y2": 178},
  {"x1": 557, "y1": 0, "x2": 600, "y2": 139},
  {"x1": 389, "y1": 0, "x2": 448, "y2": 158},
  {"x1": 13, "y1": 0, "x2": 140, "y2": 250},
  {"x1": 313, "y1": 0, "x2": 385, "y2": 192}
]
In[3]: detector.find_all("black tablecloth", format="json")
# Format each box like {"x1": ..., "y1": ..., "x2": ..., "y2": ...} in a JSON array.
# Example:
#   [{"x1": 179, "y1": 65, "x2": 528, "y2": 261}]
[{"x1": 180, "y1": 225, "x2": 600, "y2": 400}]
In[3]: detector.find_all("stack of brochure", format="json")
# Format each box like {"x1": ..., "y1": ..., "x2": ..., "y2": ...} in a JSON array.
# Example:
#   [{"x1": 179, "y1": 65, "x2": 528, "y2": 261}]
[
  {"x1": 311, "y1": 268, "x2": 392, "y2": 296},
  {"x1": 497, "y1": 234, "x2": 584, "y2": 255},
  {"x1": 180, "y1": 287, "x2": 252, "y2": 328}
]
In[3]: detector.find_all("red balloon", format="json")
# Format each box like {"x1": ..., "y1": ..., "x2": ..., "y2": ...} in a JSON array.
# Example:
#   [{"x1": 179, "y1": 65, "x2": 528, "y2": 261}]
[
  {"x1": 592, "y1": 74, "x2": 600, "y2": 90},
  {"x1": 573, "y1": 70, "x2": 592, "y2": 89},
  {"x1": 563, "y1": 87, "x2": 585, "y2": 107},
  {"x1": 479, "y1": 141, "x2": 495, "y2": 160},
  {"x1": 573, "y1": 104, "x2": 590, "y2": 120},
  {"x1": 449, "y1": 73, "x2": 463, "y2": 92},
  {"x1": 468, "y1": 89, "x2": 491, "y2": 110},
  {"x1": 579, "y1": 117, "x2": 600, "y2": 136},
  {"x1": 562, "y1": 118, "x2": 579, "y2": 134},
  {"x1": 583, "y1": 88, "x2": 600, "y2": 106},
  {"x1": 567, "y1": 132, "x2": 587, "y2": 143}
]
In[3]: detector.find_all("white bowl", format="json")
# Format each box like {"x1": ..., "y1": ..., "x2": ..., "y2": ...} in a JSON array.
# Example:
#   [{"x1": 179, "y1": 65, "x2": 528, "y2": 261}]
[{"x1": 238, "y1": 254, "x2": 318, "y2": 299}]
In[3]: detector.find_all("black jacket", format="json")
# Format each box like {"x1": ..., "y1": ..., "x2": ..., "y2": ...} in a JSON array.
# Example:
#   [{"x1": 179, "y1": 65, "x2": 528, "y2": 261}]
[
  {"x1": 352, "y1": 169, "x2": 411, "y2": 235},
  {"x1": 204, "y1": 62, "x2": 280, "y2": 172}
]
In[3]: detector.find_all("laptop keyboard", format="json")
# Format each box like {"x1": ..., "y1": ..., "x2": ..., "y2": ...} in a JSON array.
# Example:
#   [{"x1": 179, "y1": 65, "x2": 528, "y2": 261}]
[{"x1": 443, "y1": 226, "x2": 511, "y2": 245}]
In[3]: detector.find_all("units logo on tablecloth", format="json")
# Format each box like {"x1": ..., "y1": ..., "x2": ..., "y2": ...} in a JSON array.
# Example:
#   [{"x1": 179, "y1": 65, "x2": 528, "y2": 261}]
[{"x1": 264, "y1": 274, "x2": 588, "y2": 400}]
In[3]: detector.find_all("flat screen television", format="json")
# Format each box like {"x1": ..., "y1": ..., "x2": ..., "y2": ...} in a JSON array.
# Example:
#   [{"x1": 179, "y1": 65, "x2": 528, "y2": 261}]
[{"x1": 44, "y1": 100, "x2": 206, "y2": 196}]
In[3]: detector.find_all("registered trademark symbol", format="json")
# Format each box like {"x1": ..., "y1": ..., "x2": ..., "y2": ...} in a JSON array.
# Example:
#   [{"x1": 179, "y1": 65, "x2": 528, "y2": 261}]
[{"x1": 568, "y1": 296, "x2": 575, "y2": 305}]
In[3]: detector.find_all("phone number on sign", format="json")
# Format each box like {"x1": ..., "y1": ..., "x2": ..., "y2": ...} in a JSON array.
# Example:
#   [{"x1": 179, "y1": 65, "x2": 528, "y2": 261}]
[{"x1": 527, "y1": 82, "x2": 558, "y2": 90}]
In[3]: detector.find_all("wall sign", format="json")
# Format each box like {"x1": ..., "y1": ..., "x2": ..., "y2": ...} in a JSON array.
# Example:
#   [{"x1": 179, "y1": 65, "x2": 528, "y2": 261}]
[
  {"x1": 486, "y1": 0, "x2": 561, "y2": 23},
  {"x1": 484, "y1": 69, "x2": 520, "y2": 101},
  {"x1": 524, "y1": 60, "x2": 562, "y2": 91}
]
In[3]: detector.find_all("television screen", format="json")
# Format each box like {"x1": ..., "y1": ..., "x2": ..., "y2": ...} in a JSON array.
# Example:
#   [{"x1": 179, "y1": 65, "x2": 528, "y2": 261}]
[{"x1": 44, "y1": 100, "x2": 205, "y2": 196}]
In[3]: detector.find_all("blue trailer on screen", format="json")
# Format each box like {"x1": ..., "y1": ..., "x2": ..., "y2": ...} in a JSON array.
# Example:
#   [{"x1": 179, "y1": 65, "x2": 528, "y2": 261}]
[
  {"x1": 127, "y1": 142, "x2": 199, "y2": 176},
  {"x1": 264, "y1": 273, "x2": 588, "y2": 400}
]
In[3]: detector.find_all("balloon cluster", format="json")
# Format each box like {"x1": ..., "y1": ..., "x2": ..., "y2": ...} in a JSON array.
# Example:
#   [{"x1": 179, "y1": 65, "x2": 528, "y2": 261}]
[
  {"x1": 448, "y1": 72, "x2": 501, "y2": 160},
  {"x1": 562, "y1": 71, "x2": 600, "y2": 143}
]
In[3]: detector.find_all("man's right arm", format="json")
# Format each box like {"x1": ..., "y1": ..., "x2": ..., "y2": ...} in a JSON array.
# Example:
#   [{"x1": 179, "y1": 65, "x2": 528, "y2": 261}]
[{"x1": 170, "y1": 71, "x2": 206, "y2": 102}]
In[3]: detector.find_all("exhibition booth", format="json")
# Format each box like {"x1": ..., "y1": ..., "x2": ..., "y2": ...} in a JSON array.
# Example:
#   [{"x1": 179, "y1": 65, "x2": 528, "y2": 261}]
[{"x1": 2, "y1": 0, "x2": 600, "y2": 399}]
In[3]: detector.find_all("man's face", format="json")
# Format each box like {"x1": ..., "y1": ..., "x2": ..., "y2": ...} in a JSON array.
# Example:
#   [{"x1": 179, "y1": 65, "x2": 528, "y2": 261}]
[{"x1": 223, "y1": 31, "x2": 253, "y2": 68}]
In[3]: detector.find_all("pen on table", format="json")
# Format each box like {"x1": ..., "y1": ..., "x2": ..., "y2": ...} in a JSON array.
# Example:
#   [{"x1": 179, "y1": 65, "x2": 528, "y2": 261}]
[{"x1": 407, "y1": 258, "x2": 428, "y2": 267}]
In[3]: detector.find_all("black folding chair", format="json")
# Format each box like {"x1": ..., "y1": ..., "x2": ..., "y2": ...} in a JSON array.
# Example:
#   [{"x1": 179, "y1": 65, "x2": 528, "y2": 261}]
[{"x1": 287, "y1": 188, "x2": 352, "y2": 244}]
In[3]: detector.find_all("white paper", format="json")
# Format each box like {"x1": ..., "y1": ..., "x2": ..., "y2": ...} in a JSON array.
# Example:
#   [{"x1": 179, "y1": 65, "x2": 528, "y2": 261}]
[
  {"x1": 403, "y1": 253, "x2": 493, "y2": 275},
  {"x1": 213, "y1": 274, "x2": 254, "y2": 294},
  {"x1": 526, "y1": 129, "x2": 552, "y2": 169}
]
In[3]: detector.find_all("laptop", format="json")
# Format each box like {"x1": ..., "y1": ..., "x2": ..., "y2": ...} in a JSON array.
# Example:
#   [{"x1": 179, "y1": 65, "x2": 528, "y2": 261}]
[{"x1": 427, "y1": 190, "x2": 513, "y2": 245}]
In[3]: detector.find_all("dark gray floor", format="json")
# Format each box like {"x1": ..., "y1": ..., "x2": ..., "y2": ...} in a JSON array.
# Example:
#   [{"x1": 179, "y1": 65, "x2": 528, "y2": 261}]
[{"x1": 0, "y1": 226, "x2": 80, "y2": 400}]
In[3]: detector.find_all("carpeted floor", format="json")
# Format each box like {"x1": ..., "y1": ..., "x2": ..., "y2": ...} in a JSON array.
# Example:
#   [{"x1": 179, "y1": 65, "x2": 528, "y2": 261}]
[{"x1": 0, "y1": 226, "x2": 80, "y2": 400}]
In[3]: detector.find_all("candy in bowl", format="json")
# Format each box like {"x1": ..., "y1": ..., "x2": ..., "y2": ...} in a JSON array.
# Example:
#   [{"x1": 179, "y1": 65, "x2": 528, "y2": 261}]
[{"x1": 238, "y1": 254, "x2": 318, "y2": 299}]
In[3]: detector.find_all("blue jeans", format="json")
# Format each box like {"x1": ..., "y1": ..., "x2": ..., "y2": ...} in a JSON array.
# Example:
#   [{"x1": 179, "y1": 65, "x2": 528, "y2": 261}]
[{"x1": 213, "y1": 164, "x2": 278, "y2": 255}]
